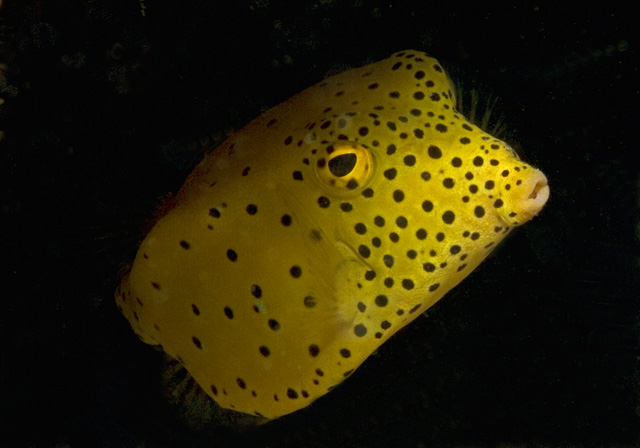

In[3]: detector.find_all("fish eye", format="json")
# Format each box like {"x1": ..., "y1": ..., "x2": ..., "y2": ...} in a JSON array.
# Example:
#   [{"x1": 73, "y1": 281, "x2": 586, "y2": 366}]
[
  {"x1": 315, "y1": 142, "x2": 374, "y2": 195},
  {"x1": 328, "y1": 153, "x2": 357, "y2": 177}
]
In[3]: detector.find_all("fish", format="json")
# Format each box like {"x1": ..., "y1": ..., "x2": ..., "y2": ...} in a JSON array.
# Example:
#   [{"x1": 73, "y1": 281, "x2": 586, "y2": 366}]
[{"x1": 115, "y1": 50, "x2": 549, "y2": 421}]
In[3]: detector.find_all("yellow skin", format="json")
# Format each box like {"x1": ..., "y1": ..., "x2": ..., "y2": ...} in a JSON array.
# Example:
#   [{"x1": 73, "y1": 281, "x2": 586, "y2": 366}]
[{"x1": 116, "y1": 50, "x2": 549, "y2": 420}]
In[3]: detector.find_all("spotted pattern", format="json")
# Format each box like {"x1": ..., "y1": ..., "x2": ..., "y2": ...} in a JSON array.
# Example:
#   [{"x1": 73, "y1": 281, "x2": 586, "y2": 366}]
[{"x1": 116, "y1": 50, "x2": 549, "y2": 421}]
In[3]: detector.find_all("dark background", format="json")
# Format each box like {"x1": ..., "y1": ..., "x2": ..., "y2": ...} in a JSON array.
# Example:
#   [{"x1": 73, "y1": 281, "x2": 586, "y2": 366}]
[{"x1": 2, "y1": 1, "x2": 639, "y2": 447}]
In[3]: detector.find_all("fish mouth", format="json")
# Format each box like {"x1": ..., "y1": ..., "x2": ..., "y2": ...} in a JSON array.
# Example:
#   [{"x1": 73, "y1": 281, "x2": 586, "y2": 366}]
[
  {"x1": 498, "y1": 169, "x2": 549, "y2": 226},
  {"x1": 523, "y1": 170, "x2": 550, "y2": 216}
]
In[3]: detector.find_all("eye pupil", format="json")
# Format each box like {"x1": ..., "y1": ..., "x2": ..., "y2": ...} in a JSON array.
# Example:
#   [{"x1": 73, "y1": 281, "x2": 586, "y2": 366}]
[{"x1": 328, "y1": 153, "x2": 358, "y2": 177}]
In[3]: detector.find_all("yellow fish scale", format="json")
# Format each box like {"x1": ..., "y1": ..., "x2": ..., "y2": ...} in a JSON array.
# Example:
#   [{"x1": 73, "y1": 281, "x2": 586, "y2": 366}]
[{"x1": 116, "y1": 50, "x2": 549, "y2": 420}]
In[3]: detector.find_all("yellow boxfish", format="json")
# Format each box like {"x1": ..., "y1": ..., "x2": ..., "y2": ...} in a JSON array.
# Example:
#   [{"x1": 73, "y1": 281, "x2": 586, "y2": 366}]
[{"x1": 116, "y1": 50, "x2": 549, "y2": 421}]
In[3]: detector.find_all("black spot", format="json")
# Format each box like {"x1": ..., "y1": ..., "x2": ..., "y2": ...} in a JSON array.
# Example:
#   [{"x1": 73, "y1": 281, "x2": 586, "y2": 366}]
[
  {"x1": 242, "y1": 166, "x2": 251, "y2": 176},
  {"x1": 192, "y1": 304, "x2": 200, "y2": 315},
  {"x1": 389, "y1": 232, "x2": 399, "y2": 243},
  {"x1": 386, "y1": 144, "x2": 397, "y2": 155},
  {"x1": 211, "y1": 385, "x2": 218, "y2": 396},
  {"x1": 374, "y1": 216, "x2": 385, "y2": 227},
  {"x1": 413, "y1": 91, "x2": 425, "y2": 100},
  {"x1": 485, "y1": 180, "x2": 495, "y2": 190},
  {"x1": 358, "y1": 302, "x2": 366, "y2": 312},
  {"x1": 309, "y1": 344, "x2": 320, "y2": 357},
  {"x1": 259, "y1": 346, "x2": 270, "y2": 357},
  {"x1": 469, "y1": 185, "x2": 479, "y2": 194},
  {"x1": 429, "y1": 283, "x2": 440, "y2": 292},
  {"x1": 354, "y1": 223, "x2": 367, "y2": 235},
  {"x1": 428, "y1": 145, "x2": 442, "y2": 159},
  {"x1": 287, "y1": 388, "x2": 298, "y2": 399},
  {"x1": 410, "y1": 108, "x2": 422, "y2": 116},
  {"x1": 494, "y1": 199, "x2": 504, "y2": 208},
  {"x1": 372, "y1": 237, "x2": 381, "y2": 247},
  {"x1": 414, "y1": 129, "x2": 424, "y2": 138},
  {"x1": 450, "y1": 245, "x2": 461, "y2": 255},
  {"x1": 180, "y1": 240, "x2": 190, "y2": 249},
  {"x1": 442, "y1": 211, "x2": 455, "y2": 224},
  {"x1": 392, "y1": 62, "x2": 402, "y2": 70},
  {"x1": 443, "y1": 178, "x2": 455, "y2": 188},
  {"x1": 358, "y1": 126, "x2": 369, "y2": 136},
  {"x1": 343, "y1": 370, "x2": 354, "y2": 377},
  {"x1": 304, "y1": 296, "x2": 316, "y2": 308},
  {"x1": 474, "y1": 206, "x2": 485, "y2": 218},
  {"x1": 384, "y1": 277, "x2": 394, "y2": 287},
  {"x1": 224, "y1": 307, "x2": 234, "y2": 319},
  {"x1": 451, "y1": 157, "x2": 462, "y2": 167},
  {"x1": 393, "y1": 190, "x2": 405, "y2": 202},
  {"x1": 473, "y1": 156, "x2": 484, "y2": 166},
  {"x1": 430, "y1": 93, "x2": 441, "y2": 101},
  {"x1": 358, "y1": 245, "x2": 371, "y2": 258},
  {"x1": 290, "y1": 265, "x2": 302, "y2": 278},
  {"x1": 227, "y1": 249, "x2": 237, "y2": 262},
  {"x1": 415, "y1": 70, "x2": 425, "y2": 79},
  {"x1": 384, "y1": 168, "x2": 397, "y2": 180},
  {"x1": 340, "y1": 202, "x2": 353, "y2": 212},
  {"x1": 460, "y1": 137, "x2": 471, "y2": 144},
  {"x1": 284, "y1": 136, "x2": 293, "y2": 145},
  {"x1": 384, "y1": 254, "x2": 394, "y2": 267},
  {"x1": 403, "y1": 155, "x2": 416, "y2": 166},
  {"x1": 421, "y1": 171, "x2": 431, "y2": 181},
  {"x1": 381, "y1": 320, "x2": 391, "y2": 330},
  {"x1": 375, "y1": 295, "x2": 388, "y2": 307},
  {"x1": 340, "y1": 348, "x2": 351, "y2": 358},
  {"x1": 365, "y1": 270, "x2": 376, "y2": 280},
  {"x1": 293, "y1": 171, "x2": 303, "y2": 181},
  {"x1": 436, "y1": 232, "x2": 445, "y2": 242},
  {"x1": 423, "y1": 262, "x2": 435, "y2": 272},
  {"x1": 246, "y1": 204, "x2": 258, "y2": 215},
  {"x1": 318, "y1": 196, "x2": 330, "y2": 208},
  {"x1": 346, "y1": 179, "x2": 359, "y2": 190},
  {"x1": 435, "y1": 124, "x2": 448, "y2": 133},
  {"x1": 409, "y1": 304, "x2": 422, "y2": 314},
  {"x1": 281, "y1": 214, "x2": 292, "y2": 226},
  {"x1": 362, "y1": 188, "x2": 374, "y2": 198},
  {"x1": 354, "y1": 324, "x2": 367, "y2": 337},
  {"x1": 192, "y1": 337, "x2": 202, "y2": 349},
  {"x1": 402, "y1": 279, "x2": 415, "y2": 290},
  {"x1": 389, "y1": 91, "x2": 400, "y2": 99},
  {"x1": 416, "y1": 228, "x2": 427, "y2": 240},
  {"x1": 268, "y1": 319, "x2": 280, "y2": 331},
  {"x1": 407, "y1": 250, "x2": 417, "y2": 259},
  {"x1": 251, "y1": 284, "x2": 262, "y2": 298},
  {"x1": 316, "y1": 368, "x2": 324, "y2": 377}
]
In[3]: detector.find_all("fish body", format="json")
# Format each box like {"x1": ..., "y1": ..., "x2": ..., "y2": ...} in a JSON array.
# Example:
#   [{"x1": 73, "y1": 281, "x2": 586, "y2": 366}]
[{"x1": 116, "y1": 50, "x2": 549, "y2": 420}]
